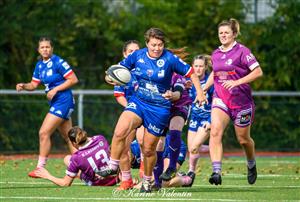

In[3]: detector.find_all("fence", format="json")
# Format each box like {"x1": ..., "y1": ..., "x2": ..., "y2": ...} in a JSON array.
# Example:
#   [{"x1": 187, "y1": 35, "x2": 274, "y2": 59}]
[{"x1": 0, "y1": 90, "x2": 299, "y2": 153}]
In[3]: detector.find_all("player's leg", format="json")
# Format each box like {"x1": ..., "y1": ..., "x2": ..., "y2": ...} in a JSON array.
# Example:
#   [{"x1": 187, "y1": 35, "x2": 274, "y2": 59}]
[
  {"x1": 153, "y1": 137, "x2": 165, "y2": 190},
  {"x1": 118, "y1": 129, "x2": 137, "y2": 190},
  {"x1": 160, "y1": 116, "x2": 185, "y2": 181},
  {"x1": 141, "y1": 130, "x2": 160, "y2": 192},
  {"x1": 136, "y1": 126, "x2": 145, "y2": 179},
  {"x1": 209, "y1": 107, "x2": 230, "y2": 185},
  {"x1": 57, "y1": 118, "x2": 77, "y2": 154},
  {"x1": 97, "y1": 111, "x2": 142, "y2": 177},
  {"x1": 28, "y1": 113, "x2": 64, "y2": 178},
  {"x1": 234, "y1": 125, "x2": 257, "y2": 184}
]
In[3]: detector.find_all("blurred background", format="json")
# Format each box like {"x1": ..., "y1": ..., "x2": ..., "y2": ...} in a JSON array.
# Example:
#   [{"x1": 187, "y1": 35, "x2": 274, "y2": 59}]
[{"x1": 0, "y1": 0, "x2": 299, "y2": 153}]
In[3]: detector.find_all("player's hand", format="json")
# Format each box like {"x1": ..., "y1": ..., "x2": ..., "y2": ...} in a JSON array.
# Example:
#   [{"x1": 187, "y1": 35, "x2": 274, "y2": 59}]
[
  {"x1": 162, "y1": 90, "x2": 173, "y2": 100},
  {"x1": 16, "y1": 83, "x2": 25, "y2": 91},
  {"x1": 195, "y1": 91, "x2": 208, "y2": 106},
  {"x1": 184, "y1": 80, "x2": 193, "y2": 89},
  {"x1": 47, "y1": 89, "x2": 57, "y2": 101},
  {"x1": 221, "y1": 80, "x2": 240, "y2": 90}
]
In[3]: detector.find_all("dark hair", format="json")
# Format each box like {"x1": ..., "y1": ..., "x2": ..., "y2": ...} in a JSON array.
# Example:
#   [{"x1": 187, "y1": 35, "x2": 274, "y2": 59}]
[
  {"x1": 38, "y1": 37, "x2": 53, "y2": 48},
  {"x1": 68, "y1": 126, "x2": 88, "y2": 146},
  {"x1": 144, "y1": 28, "x2": 166, "y2": 44},
  {"x1": 218, "y1": 18, "x2": 240, "y2": 37},
  {"x1": 37, "y1": 37, "x2": 53, "y2": 60},
  {"x1": 123, "y1": 40, "x2": 140, "y2": 53},
  {"x1": 192, "y1": 54, "x2": 212, "y2": 69}
]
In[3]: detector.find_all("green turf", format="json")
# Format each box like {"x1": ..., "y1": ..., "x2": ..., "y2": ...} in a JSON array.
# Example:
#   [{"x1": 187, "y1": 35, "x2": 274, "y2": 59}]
[{"x1": 0, "y1": 156, "x2": 299, "y2": 201}]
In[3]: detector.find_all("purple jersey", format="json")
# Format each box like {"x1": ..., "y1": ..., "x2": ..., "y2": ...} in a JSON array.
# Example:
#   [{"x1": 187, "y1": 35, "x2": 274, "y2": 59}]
[
  {"x1": 66, "y1": 135, "x2": 114, "y2": 186},
  {"x1": 171, "y1": 74, "x2": 192, "y2": 108},
  {"x1": 212, "y1": 41, "x2": 259, "y2": 108}
]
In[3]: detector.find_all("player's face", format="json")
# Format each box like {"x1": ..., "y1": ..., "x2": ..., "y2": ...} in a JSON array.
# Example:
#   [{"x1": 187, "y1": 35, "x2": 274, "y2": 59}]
[
  {"x1": 123, "y1": 43, "x2": 139, "y2": 58},
  {"x1": 38, "y1": 41, "x2": 53, "y2": 60},
  {"x1": 218, "y1": 25, "x2": 235, "y2": 47},
  {"x1": 193, "y1": 59, "x2": 206, "y2": 77},
  {"x1": 146, "y1": 37, "x2": 164, "y2": 58}
]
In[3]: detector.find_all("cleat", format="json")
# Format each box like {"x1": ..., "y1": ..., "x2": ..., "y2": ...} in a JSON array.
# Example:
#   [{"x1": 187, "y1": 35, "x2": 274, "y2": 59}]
[
  {"x1": 140, "y1": 180, "x2": 151, "y2": 193},
  {"x1": 28, "y1": 168, "x2": 41, "y2": 178},
  {"x1": 177, "y1": 171, "x2": 187, "y2": 177},
  {"x1": 183, "y1": 171, "x2": 195, "y2": 187},
  {"x1": 247, "y1": 165, "x2": 257, "y2": 184},
  {"x1": 117, "y1": 179, "x2": 134, "y2": 190},
  {"x1": 95, "y1": 167, "x2": 118, "y2": 178},
  {"x1": 209, "y1": 172, "x2": 222, "y2": 185},
  {"x1": 159, "y1": 167, "x2": 176, "y2": 181}
]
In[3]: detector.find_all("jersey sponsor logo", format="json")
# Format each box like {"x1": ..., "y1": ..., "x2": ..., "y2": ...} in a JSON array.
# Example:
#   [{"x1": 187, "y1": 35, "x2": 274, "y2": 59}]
[
  {"x1": 62, "y1": 62, "x2": 70, "y2": 70},
  {"x1": 50, "y1": 106, "x2": 55, "y2": 112},
  {"x1": 138, "y1": 58, "x2": 145, "y2": 64},
  {"x1": 146, "y1": 69, "x2": 154, "y2": 77},
  {"x1": 145, "y1": 83, "x2": 159, "y2": 93},
  {"x1": 126, "y1": 102, "x2": 137, "y2": 110},
  {"x1": 46, "y1": 69, "x2": 53, "y2": 76},
  {"x1": 39, "y1": 64, "x2": 42, "y2": 69},
  {"x1": 47, "y1": 61, "x2": 53, "y2": 68},
  {"x1": 158, "y1": 70, "x2": 165, "y2": 78},
  {"x1": 157, "y1": 59, "x2": 165, "y2": 67},
  {"x1": 238, "y1": 108, "x2": 252, "y2": 125},
  {"x1": 225, "y1": 58, "x2": 233, "y2": 65},
  {"x1": 99, "y1": 141, "x2": 104, "y2": 147},
  {"x1": 148, "y1": 123, "x2": 161, "y2": 134},
  {"x1": 221, "y1": 54, "x2": 226, "y2": 59},
  {"x1": 246, "y1": 53, "x2": 255, "y2": 63}
]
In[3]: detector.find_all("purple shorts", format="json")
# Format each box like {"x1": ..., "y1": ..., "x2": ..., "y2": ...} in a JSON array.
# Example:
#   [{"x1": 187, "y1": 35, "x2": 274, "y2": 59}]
[
  {"x1": 212, "y1": 97, "x2": 255, "y2": 127},
  {"x1": 170, "y1": 105, "x2": 189, "y2": 121}
]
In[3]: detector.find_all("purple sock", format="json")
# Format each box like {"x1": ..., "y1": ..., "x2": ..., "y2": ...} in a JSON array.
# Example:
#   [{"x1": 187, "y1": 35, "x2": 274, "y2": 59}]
[
  {"x1": 168, "y1": 130, "x2": 181, "y2": 170},
  {"x1": 212, "y1": 161, "x2": 222, "y2": 173},
  {"x1": 154, "y1": 151, "x2": 164, "y2": 185}
]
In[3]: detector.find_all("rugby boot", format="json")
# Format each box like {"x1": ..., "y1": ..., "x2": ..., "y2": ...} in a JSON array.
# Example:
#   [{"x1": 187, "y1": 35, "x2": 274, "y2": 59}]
[
  {"x1": 117, "y1": 179, "x2": 134, "y2": 190},
  {"x1": 247, "y1": 165, "x2": 257, "y2": 184},
  {"x1": 183, "y1": 171, "x2": 196, "y2": 187},
  {"x1": 140, "y1": 180, "x2": 151, "y2": 193},
  {"x1": 95, "y1": 167, "x2": 118, "y2": 178},
  {"x1": 159, "y1": 167, "x2": 176, "y2": 181},
  {"x1": 209, "y1": 172, "x2": 222, "y2": 185},
  {"x1": 28, "y1": 168, "x2": 41, "y2": 178}
]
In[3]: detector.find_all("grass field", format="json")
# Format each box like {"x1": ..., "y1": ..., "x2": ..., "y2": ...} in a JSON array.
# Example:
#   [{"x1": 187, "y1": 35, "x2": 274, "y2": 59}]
[{"x1": 0, "y1": 155, "x2": 299, "y2": 202}]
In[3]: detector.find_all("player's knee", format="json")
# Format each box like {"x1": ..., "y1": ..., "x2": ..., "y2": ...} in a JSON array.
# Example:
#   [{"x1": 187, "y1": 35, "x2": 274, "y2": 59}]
[
  {"x1": 210, "y1": 126, "x2": 222, "y2": 139},
  {"x1": 237, "y1": 136, "x2": 252, "y2": 146},
  {"x1": 39, "y1": 129, "x2": 50, "y2": 140},
  {"x1": 143, "y1": 148, "x2": 155, "y2": 157},
  {"x1": 113, "y1": 128, "x2": 128, "y2": 140}
]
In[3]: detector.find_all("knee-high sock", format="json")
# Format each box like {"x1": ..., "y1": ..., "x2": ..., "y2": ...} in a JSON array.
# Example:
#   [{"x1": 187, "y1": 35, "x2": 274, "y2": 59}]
[
  {"x1": 168, "y1": 130, "x2": 181, "y2": 170},
  {"x1": 153, "y1": 151, "x2": 164, "y2": 185},
  {"x1": 189, "y1": 153, "x2": 200, "y2": 172}
]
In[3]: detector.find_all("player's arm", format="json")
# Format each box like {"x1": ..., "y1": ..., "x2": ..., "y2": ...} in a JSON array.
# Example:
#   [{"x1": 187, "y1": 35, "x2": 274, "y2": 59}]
[
  {"x1": 190, "y1": 72, "x2": 207, "y2": 104},
  {"x1": 116, "y1": 96, "x2": 128, "y2": 107},
  {"x1": 16, "y1": 81, "x2": 39, "y2": 92},
  {"x1": 35, "y1": 167, "x2": 74, "y2": 187},
  {"x1": 47, "y1": 72, "x2": 78, "y2": 100},
  {"x1": 222, "y1": 66, "x2": 263, "y2": 90},
  {"x1": 203, "y1": 72, "x2": 214, "y2": 92}
]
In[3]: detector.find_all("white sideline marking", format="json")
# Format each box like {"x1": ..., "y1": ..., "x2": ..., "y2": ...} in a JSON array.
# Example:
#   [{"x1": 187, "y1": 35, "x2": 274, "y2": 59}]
[
  {"x1": 1, "y1": 181, "x2": 299, "y2": 188},
  {"x1": 0, "y1": 196, "x2": 274, "y2": 201}
]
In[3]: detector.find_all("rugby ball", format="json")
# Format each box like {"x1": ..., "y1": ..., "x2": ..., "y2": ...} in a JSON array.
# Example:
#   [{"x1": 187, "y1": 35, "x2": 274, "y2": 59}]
[{"x1": 106, "y1": 64, "x2": 131, "y2": 86}]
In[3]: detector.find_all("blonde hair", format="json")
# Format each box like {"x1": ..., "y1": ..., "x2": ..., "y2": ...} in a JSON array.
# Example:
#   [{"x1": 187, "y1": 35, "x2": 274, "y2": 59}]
[
  {"x1": 192, "y1": 54, "x2": 212, "y2": 70},
  {"x1": 68, "y1": 126, "x2": 88, "y2": 146},
  {"x1": 218, "y1": 18, "x2": 240, "y2": 37}
]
